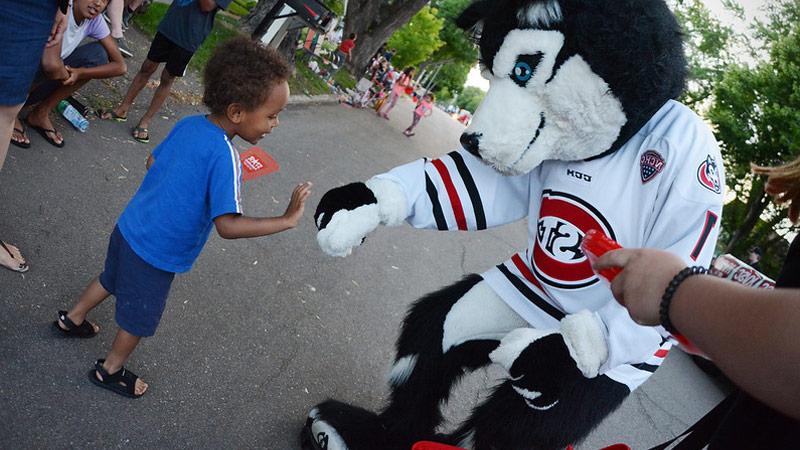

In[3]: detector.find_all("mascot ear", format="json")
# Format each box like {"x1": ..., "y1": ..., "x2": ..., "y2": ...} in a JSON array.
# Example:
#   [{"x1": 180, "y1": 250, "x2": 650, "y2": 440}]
[{"x1": 455, "y1": 0, "x2": 493, "y2": 31}]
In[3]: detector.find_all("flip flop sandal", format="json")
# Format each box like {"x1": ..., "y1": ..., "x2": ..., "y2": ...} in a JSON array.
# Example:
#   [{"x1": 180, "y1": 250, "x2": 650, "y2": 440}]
[
  {"x1": 97, "y1": 108, "x2": 127, "y2": 122},
  {"x1": 53, "y1": 310, "x2": 98, "y2": 338},
  {"x1": 0, "y1": 241, "x2": 29, "y2": 273},
  {"x1": 10, "y1": 125, "x2": 31, "y2": 149},
  {"x1": 27, "y1": 121, "x2": 65, "y2": 148},
  {"x1": 132, "y1": 126, "x2": 150, "y2": 143},
  {"x1": 88, "y1": 359, "x2": 145, "y2": 398}
]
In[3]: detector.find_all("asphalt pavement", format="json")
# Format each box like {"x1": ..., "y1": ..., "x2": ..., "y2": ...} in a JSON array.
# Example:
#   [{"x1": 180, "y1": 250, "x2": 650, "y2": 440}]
[{"x1": 0, "y1": 31, "x2": 726, "y2": 449}]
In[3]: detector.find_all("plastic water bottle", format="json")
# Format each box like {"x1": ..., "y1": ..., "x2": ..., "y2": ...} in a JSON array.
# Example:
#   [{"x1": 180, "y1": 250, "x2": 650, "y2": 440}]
[{"x1": 56, "y1": 100, "x2": 89, "y2": 132}]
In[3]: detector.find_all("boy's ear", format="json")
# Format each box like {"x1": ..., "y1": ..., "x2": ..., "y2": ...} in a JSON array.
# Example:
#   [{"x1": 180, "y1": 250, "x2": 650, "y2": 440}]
[{"x1": 226, "y1": 103, "x2": 245, "y2": 124}]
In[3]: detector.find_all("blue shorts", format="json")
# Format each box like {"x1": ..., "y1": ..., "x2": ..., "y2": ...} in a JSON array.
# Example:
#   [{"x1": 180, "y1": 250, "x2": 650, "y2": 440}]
[
  {"x1": 99, "y1": 226, "x2": 175, "y2": 337},
  {"x1": 0, "y1": 2, "x2": 57, "y2": 105}
]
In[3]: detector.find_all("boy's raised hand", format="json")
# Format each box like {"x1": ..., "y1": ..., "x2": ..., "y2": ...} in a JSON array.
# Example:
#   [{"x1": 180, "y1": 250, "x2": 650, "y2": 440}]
[{"x1": 283, "y1": 182, "x2": 313, "y2": 227}]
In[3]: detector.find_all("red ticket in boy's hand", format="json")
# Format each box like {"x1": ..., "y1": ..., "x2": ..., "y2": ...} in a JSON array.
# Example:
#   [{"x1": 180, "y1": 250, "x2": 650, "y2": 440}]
[
  {"x1": 581, "y1": 229, "x2": 622, "y2": 281},
  {"x1": 240, "y1": 147, "x2": 279, "y2": 181}
]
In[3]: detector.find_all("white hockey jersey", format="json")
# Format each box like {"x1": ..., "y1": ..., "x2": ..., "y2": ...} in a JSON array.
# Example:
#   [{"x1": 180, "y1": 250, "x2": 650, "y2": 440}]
[{"x1": 374, "y1": 100, "x2": 725, "y2": 390}]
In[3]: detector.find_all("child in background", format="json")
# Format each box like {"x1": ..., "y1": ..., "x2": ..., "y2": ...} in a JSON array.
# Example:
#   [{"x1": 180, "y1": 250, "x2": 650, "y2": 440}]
[
  {"x1": 99, "y1": 0, "x2": 231, "y2": 144},
  {"x1": 403, "y1": 92, "x2": 434, "y2": 137},
  {"x1": 378, "y1": 66, "x2": 414, "y2": 119},
  {"x1": 54, "y1": 37, "x2": 312, "y2": 398}
]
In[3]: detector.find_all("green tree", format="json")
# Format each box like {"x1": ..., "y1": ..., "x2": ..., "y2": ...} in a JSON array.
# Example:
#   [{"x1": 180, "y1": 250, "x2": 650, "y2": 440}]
[
  {"x1": 675, "y1": 0, "x2": 800, "y2": 275},
  {"x1": 387, "y1": 6, "x2": 445, "y2": 69},
  {"x1": 424, "y1": 0, "x2": 478, "y2": 99},
  {"x1": 456, "y1": 86, "x2": 485, "y2": 113}
]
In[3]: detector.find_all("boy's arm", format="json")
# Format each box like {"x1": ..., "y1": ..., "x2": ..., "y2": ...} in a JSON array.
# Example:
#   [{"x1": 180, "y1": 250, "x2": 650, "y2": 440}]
[
  {"x1": 41, "y1": 35, "x2": 69, "y2": 81},
  {"x1": 63, "y1": 35, "x2": 126, "y2": 84},
  {"x1": 214, "y1": 182, "x2": 312, "y2": 239}
]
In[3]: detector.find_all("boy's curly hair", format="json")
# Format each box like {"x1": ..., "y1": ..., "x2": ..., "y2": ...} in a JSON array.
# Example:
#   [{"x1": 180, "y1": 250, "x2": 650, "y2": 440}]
[{"x1": 203, "y1": 37, "x2": 292, "y2": 115}]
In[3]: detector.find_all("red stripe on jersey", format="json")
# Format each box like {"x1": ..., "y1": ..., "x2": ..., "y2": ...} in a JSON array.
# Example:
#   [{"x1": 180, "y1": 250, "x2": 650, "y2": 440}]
[
  {"x1": 654, "y1": 349, "x2": 669, "y2": 358},
  {"x1": 431, "y1": 159, "x2": 467, "y2": 230},
  {"x1": 512, "y1": 253, "x2": 545, "y2": 291}
]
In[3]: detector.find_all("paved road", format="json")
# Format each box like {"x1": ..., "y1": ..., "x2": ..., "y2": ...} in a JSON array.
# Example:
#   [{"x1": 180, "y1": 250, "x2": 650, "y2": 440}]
[{"x1": 0, "y1": 34, "x2": 725, "y2": 449}]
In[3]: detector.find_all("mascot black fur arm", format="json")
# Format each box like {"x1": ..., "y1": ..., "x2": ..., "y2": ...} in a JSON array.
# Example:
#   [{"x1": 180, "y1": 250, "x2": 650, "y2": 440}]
[{"x1": 305, "y1": 0, "x2": 725, "y2": 449}]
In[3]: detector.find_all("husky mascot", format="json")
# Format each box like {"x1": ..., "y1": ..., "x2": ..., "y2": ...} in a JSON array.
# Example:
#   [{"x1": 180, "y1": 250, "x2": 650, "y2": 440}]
[{"x1": 303, "y1": 0, "x2": 725, "y2": 448}]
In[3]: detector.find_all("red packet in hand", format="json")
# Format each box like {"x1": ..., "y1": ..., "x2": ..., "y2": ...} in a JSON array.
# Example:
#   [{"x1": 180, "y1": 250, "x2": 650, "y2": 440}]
[
  {"x1": 240, "y1": 147, "x2": 279, "y2": 182},
  {"x1": 581, "y1": 229, "x2": 622, "y2": 282}
]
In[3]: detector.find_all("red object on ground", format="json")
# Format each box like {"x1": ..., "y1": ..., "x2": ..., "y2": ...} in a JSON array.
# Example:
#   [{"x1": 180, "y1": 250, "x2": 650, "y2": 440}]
[
  {"x1": 580, "y1": 229, "x2": 622, "y2": 281},
  {"x1": 240, "y1": 146, "x2": 279, "y2": 182},
  {"x1": 411, "y1": 442, "x2": 466, "y2": 450}
]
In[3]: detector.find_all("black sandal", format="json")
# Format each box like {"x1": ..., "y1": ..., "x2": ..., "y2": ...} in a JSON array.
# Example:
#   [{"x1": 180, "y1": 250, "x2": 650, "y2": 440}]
[
  {"x1": 88, "y1": 359, "x2": 145, "y2": 398},
  {"x1": 53, "y1": 310, "x2": 98, "y2": 338}
]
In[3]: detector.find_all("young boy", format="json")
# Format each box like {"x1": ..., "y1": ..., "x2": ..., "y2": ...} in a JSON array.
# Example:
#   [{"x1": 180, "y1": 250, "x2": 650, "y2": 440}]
[
  {"x1": 403, "y1": 92, "x2": 434, "y2": 137},
  {"x1": 54, "y1": 37, "x2": 311, "y2": 398},
  {"x1": 99, "y1": 0, "x2": 231, "y2": 143},
  {"x1": 11, "y1": 0, "x2": 126, "y2": 148}
]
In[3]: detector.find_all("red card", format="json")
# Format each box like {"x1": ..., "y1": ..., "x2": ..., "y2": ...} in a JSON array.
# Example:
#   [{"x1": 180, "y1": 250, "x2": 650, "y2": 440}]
[{"x1": 240, "y1": 146, "x2": 279, "y2": 181}]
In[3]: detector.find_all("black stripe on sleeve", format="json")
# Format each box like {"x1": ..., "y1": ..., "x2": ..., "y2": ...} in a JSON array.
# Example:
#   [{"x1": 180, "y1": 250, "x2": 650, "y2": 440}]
[
  {"x1": 497, "y1": 264, "x2": 565, "y2": 320},
  {"x1": 425, "y1": 173, "x2": 448, "y2": 231},
  {"x1": 448, "y1": 151, "x2": 487, "y2": 230},
  {"x1": 632, "y1": 362, "x2": 659, "y2": 373}
]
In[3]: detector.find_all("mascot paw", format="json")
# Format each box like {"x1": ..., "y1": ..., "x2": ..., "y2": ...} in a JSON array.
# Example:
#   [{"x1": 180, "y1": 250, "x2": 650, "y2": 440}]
[
  {"x1": 301, "y1": 400, "x2": 389, "y2": 450},
  {"x1": 489, "y1": 311, "x2": 607, "y2": 410},
  {"x1": 315, "y1": 183, "x2": 380, "y2": 257},
  {"x1": 314, "y1": 180, "x2": 407, "y2": 257}
]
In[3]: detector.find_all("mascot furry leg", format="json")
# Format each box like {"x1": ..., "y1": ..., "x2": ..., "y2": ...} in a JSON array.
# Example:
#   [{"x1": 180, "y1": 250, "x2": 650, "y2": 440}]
[{"x1": 303, "y1": 275, "x2": 628, "y2": 450}]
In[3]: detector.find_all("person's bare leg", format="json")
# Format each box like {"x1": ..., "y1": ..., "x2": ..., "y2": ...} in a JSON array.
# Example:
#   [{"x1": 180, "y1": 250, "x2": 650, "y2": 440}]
[
  {"x1": 59, "y1": 277, "x2": 109, "y2": 333},
  {"x1": 97, "y1": 328, "x2": 148, "y2": 395},
  {"x1": 26, "y1": 79, "x2": 90, "y2": 146},
  {"x1": 0, "y1": 103, "x2": 24, "y2": 171},
  {"x1": 0, "y1": 103, "x2": 29, "y2": 271},
  {"x1": 108, "y1": 0, "x2": 124, "y2": 39},
  {"x1": 134, "y1": 67, "x2": 175, "y2": 136},
  {"x1": 112, "y1": 58, "x2": 159, "y2": 118}
]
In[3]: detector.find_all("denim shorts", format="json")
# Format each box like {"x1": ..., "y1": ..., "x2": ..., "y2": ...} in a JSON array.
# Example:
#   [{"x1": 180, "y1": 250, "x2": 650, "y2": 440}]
[{"x1": 99, "y1": 226, "x2": 175, "y2": 337}]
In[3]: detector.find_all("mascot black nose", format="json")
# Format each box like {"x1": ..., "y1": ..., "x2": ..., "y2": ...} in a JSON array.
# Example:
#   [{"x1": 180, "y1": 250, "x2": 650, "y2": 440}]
[{"x1": 460, "y1": 133, "x2": 482, "y2": 159}]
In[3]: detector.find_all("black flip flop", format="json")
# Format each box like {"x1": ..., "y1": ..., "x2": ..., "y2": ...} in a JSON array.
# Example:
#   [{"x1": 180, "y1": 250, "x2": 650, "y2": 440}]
[
  {"x1": 132, "y1": 126, "x2": 150, "y2": 143},
  {"x1": 53, "y1": 310, "x2": 98, "y2": 338},
  {"x1": 88, "y1": 359, "x2": 145, "y2": 398},
  {"x1": 97, "y1": 108, "x2": 127, "y2": 122},
  {"x1": 10, "y1": 125, "x2": 31, "y2": 149},
  {"x1": 27, "y1": 121, "x2": 65, "y2": 148},
  {"x1": 0, "y1": 241, "x2": 29, "y2": 272}
]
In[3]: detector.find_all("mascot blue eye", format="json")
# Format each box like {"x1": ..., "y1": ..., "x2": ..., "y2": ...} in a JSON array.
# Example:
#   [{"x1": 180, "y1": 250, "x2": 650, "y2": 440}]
[
  {"x1": 513, "y1": 62, "x2": 532, "y2": 82},
  {"x1": 510, "y1": 53, "x2": 544, "y2": 87}
]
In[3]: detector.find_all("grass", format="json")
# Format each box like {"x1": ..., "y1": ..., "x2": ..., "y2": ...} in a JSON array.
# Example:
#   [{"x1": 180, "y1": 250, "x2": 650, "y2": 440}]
[{"x1": 132, "y1": 4, "x2": 355, "y2": 96}]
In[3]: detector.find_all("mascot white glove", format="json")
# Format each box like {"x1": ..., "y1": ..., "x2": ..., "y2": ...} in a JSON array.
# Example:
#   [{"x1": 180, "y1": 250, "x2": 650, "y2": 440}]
[{"x1": 315, "y1": 177, "x2": 407, "y2": 257}]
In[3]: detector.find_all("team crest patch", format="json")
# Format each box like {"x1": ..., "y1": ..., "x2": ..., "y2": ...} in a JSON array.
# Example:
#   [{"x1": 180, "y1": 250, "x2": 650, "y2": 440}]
[
  {"x1": 533, "y1": 190, "x2": 615, "y2": 289},
  {"x1": 640, "y1": 150, "x2": 665, "y2": 183},
  {"x1": 697, "y1": 155, "x2": 722, "y2": 194}
]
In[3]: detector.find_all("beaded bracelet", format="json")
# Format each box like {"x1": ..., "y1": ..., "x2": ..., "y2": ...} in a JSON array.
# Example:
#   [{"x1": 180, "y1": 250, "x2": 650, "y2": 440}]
[{"x1": 659, "y1": 266, "x2": 708, "y2": 334}]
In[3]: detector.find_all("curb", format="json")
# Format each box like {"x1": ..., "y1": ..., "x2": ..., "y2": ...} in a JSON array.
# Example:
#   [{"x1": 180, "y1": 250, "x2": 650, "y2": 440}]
[{"x1": 288, "y1": 94, "x2": 340, "y2": 105}]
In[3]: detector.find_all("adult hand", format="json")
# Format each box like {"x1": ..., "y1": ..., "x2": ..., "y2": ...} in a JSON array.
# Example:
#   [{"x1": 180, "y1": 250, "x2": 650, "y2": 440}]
[
  {"x1": 62, "y1": 66, "x2": 80, "y2": 85},
  {"x1": 46, "y1": 10, "x2": 67, "y2": 48},
  {"x1": 593, "y1": 248, "x2": 685, "y2": 325}
]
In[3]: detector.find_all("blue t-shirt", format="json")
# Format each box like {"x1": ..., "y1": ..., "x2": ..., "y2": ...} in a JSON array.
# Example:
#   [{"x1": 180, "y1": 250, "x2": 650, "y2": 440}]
[
  {"x1": 157, "y1": 0, "x2": 232, "y2": 53},
  {"x1": 118, "y1": 115, "x2": 242, "y2": 273}
]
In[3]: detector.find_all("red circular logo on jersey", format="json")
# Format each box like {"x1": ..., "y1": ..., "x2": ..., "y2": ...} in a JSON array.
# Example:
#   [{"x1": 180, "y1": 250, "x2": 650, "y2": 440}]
[{"x1": 532, "y1": 190, "x2": 616, "y2": 289}]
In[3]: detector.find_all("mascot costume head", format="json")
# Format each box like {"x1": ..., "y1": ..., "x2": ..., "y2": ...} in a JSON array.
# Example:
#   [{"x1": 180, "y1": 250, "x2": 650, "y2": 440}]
[{"x1": 303, "y1": 0, "x2": 723, "y2": 448}]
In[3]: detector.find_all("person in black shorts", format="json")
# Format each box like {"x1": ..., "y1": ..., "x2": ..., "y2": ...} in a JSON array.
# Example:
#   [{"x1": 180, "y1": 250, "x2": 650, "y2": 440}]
[{"x1": 99, "y1": 0, "x2": 231, "y2": 143}]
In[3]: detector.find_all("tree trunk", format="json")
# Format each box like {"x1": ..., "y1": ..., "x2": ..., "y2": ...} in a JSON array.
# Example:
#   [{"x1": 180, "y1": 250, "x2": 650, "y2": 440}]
[
  {"x1": 240, "y1": 0, "x2": 281, "y2": 34},
  {"x1": 342, "y1": 0, "x2": 431, "y2": 74},
  {"x1": 723, "y1": 181, "x2": 770, "y2": 254},
  {"x1": 278, "y1": 27, "x2": 302, "y2": 66}
]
